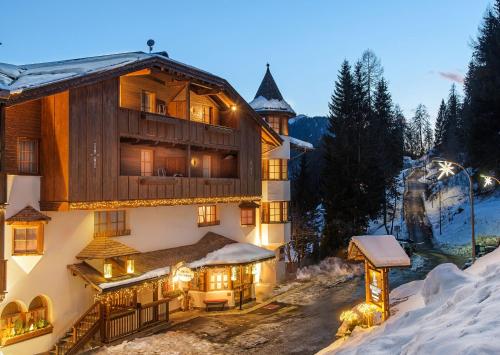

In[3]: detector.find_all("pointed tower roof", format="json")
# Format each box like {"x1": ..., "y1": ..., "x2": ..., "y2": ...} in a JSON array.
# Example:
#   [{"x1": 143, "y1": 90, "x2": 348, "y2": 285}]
[
  {"x1": 250, "y1": 64, "x2": 295, "y2": 116},
  {"x1": 254, "y1": 63, "x2": 284, "y2": 101}
]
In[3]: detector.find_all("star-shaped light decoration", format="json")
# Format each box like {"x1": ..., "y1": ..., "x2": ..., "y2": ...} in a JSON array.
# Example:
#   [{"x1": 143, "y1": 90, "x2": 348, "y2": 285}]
[
  {"x1": 437, "y1": 161, "x2": 455, "y2": 180},
  {"x1": 483, "y1": 176, "x2": 494, "y2": 188}
]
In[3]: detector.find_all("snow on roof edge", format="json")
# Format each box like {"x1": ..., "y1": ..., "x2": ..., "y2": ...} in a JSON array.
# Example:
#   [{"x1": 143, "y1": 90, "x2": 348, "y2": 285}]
[
  {"x1": 350, "y1": 235, "x2": 411, "y2": 268},
  {"x1": 188, "y1": 243, "x2": 275, "y2": 269},
  {"x1": 99, "y1": 266, "x2": 170, "y2": 290}
]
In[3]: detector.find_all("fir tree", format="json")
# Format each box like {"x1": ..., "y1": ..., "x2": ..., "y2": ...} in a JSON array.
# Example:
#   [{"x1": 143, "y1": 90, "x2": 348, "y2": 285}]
[
  {"x1": 442, "y1": 84, "x2": 462, "y2": 159},
  {"x1": 321, "y1": 60, "x2": 368, "y2": 256},
  {"x1": 434, "y1": 99, "x2": 447, "y2": 150},
  {"x1": 463, "y1": 1, "x2": 500, "y2": 173}
]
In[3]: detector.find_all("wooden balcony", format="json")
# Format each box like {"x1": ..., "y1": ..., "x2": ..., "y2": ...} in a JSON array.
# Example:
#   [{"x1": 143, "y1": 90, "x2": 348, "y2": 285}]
[
  {"x1": 118, "y1": 176, "x2": 243, "y2": 200},
  {"x1": 118, "y1": 108, "x2": 240, "y2": 150}
]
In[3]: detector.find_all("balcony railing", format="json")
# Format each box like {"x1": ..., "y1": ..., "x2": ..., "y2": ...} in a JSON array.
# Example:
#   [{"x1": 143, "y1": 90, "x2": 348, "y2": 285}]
[
  {"x1": 118, "y1": 108, "x2": 240, "y2": 150},
  {"x1": 118, "y1": 176, "x2": 244, "y2": 200}
]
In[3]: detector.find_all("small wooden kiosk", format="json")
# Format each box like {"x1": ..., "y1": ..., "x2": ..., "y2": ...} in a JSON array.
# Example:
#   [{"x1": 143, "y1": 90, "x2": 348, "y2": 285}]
[{"x1": 348, "y1": 235, "x2": 411, "y2": 321}]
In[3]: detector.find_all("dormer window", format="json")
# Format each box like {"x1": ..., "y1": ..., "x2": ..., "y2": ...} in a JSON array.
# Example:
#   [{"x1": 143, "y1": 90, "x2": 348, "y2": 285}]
[{"x1": 6, "y1": 206, "x2": 51, "y2": 256}]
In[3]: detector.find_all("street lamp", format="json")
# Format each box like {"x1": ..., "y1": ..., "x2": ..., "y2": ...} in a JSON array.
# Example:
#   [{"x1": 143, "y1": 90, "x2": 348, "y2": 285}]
[
  {"x1": 481, "y1": 175, "x2": 500, "y2": 188},
  {"x1": 433, "y1": 159, "x2": 476, "y2": 263}
]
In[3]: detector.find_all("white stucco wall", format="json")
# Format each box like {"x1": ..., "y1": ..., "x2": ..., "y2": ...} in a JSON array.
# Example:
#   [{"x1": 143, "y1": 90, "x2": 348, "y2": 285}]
[
  {"x1": 0, "y1": 176, "x2": 268, "y2": 354},
  {"x1": 262, "y1": 180, "x2": 291, "y2": 202}
]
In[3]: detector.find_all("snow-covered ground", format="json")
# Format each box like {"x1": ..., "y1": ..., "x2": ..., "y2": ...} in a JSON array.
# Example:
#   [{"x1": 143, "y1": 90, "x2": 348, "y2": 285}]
[
  {"x1": 318, "y1": 246, "x2": 500, "y2": 355},
  {"x1": 423, "y1": 167, "x2": 500, "y2": 253},
  {"x1": 96, "y1": 257, "x2": 363, "y2": 353}
]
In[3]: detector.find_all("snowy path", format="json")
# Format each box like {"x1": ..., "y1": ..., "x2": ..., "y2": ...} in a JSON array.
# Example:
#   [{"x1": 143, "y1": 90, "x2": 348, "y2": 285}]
[{"x1": 404, "y1": 169, "x2": 433, "y2": 248}]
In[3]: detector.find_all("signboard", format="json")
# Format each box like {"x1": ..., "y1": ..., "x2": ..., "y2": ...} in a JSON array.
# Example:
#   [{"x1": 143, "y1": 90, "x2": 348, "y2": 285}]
[
  {"x1": 175, "y1": 266, "x2": 194, "y2": 282},
  {"x1": 365, "y1": 263, "x2": 388, "y2": 321},
  {"x1": 367, "y1": 268, "x2": 383, "y2": 308}
]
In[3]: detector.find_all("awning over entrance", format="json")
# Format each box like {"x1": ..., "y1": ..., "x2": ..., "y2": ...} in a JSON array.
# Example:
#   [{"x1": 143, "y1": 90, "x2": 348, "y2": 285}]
[
  {"x1": 69, "y1": 232, "x2": 254, "y2": 292},
  {"x1": 348, "y1": 235, "x2": 411, "y2": 268}
]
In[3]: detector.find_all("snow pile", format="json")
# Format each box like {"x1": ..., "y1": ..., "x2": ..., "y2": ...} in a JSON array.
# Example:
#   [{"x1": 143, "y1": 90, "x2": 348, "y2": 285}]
[
  {"x1": 249, "y1": 95, "x2": 295, "y2": 114},
  {"x1": 96, "y1": 331, "x2": 226, "y2": 354},
  {"x1": 424, "y1": 169, "x2": 500, "y2": 249},
  {"x1": 296, "y1": 257, "x2": 363, "y2": 281},
  {"x1": 99, "y1": 266, "x2": 170, "y2": 290},
  {"x1": 188, "y1": 243, "x2": 275, "y2": 268},
  {"x1": 318, "y1": 246, "x2": 500, "y2": 355}
]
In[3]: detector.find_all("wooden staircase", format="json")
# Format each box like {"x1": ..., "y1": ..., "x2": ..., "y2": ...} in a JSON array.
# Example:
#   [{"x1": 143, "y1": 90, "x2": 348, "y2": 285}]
[{"x1": 50, "y1": 302, "x2": 102, "y2": 355}]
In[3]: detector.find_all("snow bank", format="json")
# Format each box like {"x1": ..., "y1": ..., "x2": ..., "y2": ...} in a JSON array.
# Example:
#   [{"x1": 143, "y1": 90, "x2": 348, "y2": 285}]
[
  {"x1": 188, "y1": 243, "x2": 275, "y2": 268},
  {"x1": 296, "y1": 257, "x2": 363, "y2": 281},
  {"x1": 424, "y1": 168, "x2": 500, "y2": 249},
  {"x1": 318, "y1": 247, "x2": 500, "y2": 355}
]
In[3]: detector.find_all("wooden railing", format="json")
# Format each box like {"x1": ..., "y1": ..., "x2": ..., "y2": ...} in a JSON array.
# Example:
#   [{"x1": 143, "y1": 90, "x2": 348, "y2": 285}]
[
  {"x1": 53, "y1": 299, "x2": 170, "y2": 354},
  {"x1": 103, "y1": 299, "x2": 169, "y2": 344},
  {"x1": 54, "y1": 301, "x2": 101, "y2": 355},
  {"x1": 119, "y1": 108, "x2": 240, "y2": 150}
]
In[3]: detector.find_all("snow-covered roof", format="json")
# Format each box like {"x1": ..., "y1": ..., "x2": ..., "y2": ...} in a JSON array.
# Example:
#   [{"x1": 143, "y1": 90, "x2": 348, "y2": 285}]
[
  {"x1": 249, "y1": 95, "x2": 296, "y2": 115},
  {"x1": 289, "y1": 136, "x2": 314, "y2": 150},
  {"x1": 99, "y1": 266, "x2": 170, "y2": 290},
  {"x1": 348, "y1": 235, "x2": 411, "y2": 268},
  {"x1": 0, "y1": 51, "x2": 221, "y2": 98},
  {"x1": 188, "y1": 243, "x2": 275, "y2": 268}
]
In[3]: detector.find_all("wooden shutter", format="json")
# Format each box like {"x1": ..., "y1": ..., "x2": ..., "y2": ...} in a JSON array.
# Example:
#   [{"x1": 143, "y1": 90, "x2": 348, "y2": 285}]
[{"x1": 261, "y1": 202, "x2": 270, "y2": 223}]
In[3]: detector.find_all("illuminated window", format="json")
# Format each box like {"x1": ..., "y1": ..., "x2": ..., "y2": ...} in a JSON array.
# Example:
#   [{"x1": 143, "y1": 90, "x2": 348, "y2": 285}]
[
  {"x1": 13, "y1": 227, "x2": 41, "y2": 255},
  {"x1": 262, "y1": 159, "x2": 288, "y2": 180},
  {"x1": 209, "y1": 269, "x2": 229, "y2": 290},
  {"x1": 140, "y1": 149, "x2": 153, "y2": 176},
  {"x1": 94, "y1": 210, "x2": 128, "y2": 237},
  {"x1": 197, "y1": 205, "x2": 219, "y2": 226},
  {"x1": 17, "y1": 138, "x2": 38, "y2": 174},
  {"x1": 266, "y1": 116, "x2": 280, "y2": 133},
  {"x1": 141, "y1": 90, "x2": 155, "y2": 113},
  {"x1": 240, "y1": 208, "x2": 255, "y2": 226},
  {"x1": 261, "y1": 201, "x2": 289, "y2": 224}
]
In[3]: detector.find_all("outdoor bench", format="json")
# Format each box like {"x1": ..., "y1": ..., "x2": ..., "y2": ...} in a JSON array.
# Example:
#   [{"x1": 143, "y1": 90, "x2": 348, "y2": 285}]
[{"x1": 203, "y1": 299, "x2": 227, "y2": 311}]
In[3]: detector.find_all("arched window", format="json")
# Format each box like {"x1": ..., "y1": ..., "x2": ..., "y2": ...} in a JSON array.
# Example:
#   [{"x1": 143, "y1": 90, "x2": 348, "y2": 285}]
[
  {"x1": 1, "y1": 301, "x2": 26, "y2": 339},
  {"x1": 0, "y1": 297, "x2": 52, "y2": 346},
  {"x1": 27, "y1": 296, "x2": 50, "y2": 328}
]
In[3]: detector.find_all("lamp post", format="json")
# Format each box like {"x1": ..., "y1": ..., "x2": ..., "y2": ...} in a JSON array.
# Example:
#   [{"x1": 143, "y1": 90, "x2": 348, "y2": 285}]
[
  {"x1": 433, "y1": 159, "x2": 476, "y2": 263},
  {"x1": 481, "y1": 175, "x2": 500, "y2": 188}
]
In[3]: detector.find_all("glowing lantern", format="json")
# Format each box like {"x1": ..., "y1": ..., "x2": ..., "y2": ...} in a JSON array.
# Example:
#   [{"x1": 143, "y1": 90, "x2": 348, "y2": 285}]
[
  {"x1": 103, "y1": 262, "x2": 113, "y2": 279},
  {"x1": 127, "y1": 259, "x2": 135, "y2": 274}
]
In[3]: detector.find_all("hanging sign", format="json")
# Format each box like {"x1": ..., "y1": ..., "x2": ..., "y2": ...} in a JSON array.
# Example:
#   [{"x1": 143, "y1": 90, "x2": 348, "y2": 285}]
[{"x1": 175, "y1": 266, "x2": 194, "y2": 282}]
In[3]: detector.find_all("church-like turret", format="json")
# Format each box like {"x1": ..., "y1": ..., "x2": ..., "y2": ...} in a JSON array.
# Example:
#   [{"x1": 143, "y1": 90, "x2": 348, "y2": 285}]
[{"x1": 250, "y1": 64, "x2": 295, "y2": 135}]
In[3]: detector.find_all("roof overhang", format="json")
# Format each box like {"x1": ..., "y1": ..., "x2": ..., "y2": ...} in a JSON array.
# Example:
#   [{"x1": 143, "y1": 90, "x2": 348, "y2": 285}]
[{"x1": 3, "y1": 55, "x2": 277, "y2": 137}]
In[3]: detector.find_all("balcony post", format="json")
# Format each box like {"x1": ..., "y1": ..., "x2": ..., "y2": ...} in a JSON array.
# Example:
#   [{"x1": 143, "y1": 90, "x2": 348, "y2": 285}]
[{"x1": 0, "y1": 104, "x2": 6, "y2": 301}]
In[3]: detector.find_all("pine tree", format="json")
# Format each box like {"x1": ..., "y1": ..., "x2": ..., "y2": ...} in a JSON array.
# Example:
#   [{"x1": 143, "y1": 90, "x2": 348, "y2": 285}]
[
  {"x1": 434, "y1": 99, "x2": 447, "y2": 151},
  {"x1": 411, "y1": 104, "x2": 431, "y2": 156},
  {"x1": 442, "y1": 84, "x2": 462, "y2": 160},
  {"x1": 360, "y1": 49, "x2": 384, "y2": 107},
  {"x1": 463, "y1": 1, "x2": 500, "y2": 173},
  {"x1": 321, "y1": 60, "x2": 368, "y2": 256}
]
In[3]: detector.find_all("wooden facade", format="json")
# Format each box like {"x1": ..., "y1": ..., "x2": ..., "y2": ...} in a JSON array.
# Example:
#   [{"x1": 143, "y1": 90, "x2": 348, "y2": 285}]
[{"x1": 2, "y1": 67, "x2": 263, "y2": 211}]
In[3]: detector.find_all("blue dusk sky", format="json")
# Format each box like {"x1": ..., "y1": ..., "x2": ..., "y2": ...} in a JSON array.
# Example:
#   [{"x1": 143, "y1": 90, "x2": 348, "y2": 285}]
[{"x1": 0, "y1": 0, "x2": 492, "y2": 121}]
